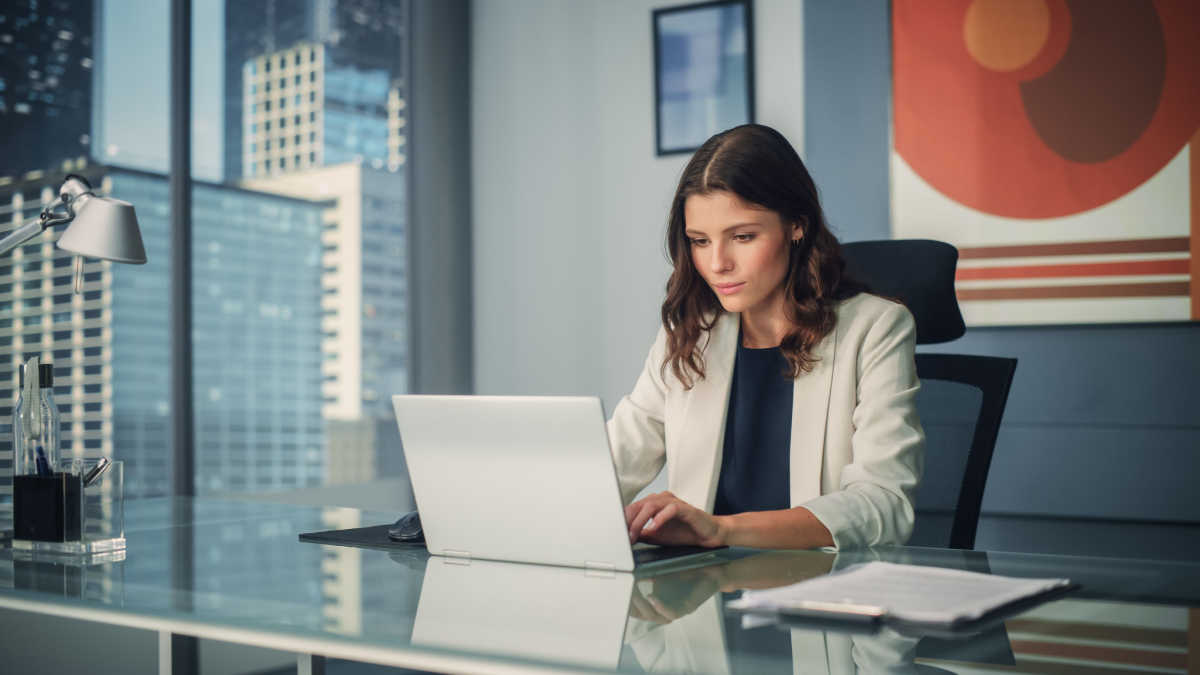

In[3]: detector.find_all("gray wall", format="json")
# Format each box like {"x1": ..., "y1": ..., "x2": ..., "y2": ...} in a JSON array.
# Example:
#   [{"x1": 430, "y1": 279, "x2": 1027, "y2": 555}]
[
  {"x1": 802, "y1": 0, "x2": 891, "y2": 243},
  {"x1": 471, "y1": 0, "x2": 806, "y2": 413},
  {"x1": 803, "y1": 2, "x2": 1200, "y2": 524}
]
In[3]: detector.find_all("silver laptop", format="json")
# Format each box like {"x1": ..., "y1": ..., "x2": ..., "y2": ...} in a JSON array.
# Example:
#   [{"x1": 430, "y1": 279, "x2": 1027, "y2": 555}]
[{"x1": 392, "y1": 395, "x2": 722, "y2": 572}]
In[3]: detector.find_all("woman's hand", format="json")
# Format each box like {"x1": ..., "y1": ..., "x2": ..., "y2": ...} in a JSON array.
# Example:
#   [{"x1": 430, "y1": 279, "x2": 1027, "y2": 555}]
[{"x1": 625, "y1": 491, "x2": 726, "y2": 548}]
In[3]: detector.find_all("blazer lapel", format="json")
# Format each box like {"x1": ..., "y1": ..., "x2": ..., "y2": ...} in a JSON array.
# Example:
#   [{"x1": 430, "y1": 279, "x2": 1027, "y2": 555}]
[
  {"x1": 671, "y1": 312, "x2": 739, "y2": 512},
  {"x1": 789, "y1": 321, "x2": 838, "y2": 506}
]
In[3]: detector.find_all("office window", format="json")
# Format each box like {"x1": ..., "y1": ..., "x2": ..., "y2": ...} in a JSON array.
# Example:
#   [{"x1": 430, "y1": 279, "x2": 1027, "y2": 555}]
[
  {"x1": 0, "y1": 0, "x2": 413, "y2": 504},
  {"x1": 0, "y1": 0, "x2": 141, "y2": 494},
  {"x1": 215, "y1": 0, "x2": 401, "y2": 499}
]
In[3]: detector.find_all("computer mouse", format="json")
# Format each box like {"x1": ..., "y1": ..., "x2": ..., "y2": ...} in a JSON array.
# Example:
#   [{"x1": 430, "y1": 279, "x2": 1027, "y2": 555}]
[{"x1": 387, "y1": 510, "x2": 424, "y2": 543}]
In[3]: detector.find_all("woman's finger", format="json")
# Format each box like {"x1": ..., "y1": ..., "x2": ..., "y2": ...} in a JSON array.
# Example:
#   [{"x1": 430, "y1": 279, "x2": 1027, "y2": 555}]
[
  {"x1": 628, "y1": 501, "x2": 664, "y2": 542},
  {"x1": 644, "y1": 502, "x2": 679, "y2": 533},
  {"x1": 625, "y1": 494, "x2": 666, "y2": 525}
]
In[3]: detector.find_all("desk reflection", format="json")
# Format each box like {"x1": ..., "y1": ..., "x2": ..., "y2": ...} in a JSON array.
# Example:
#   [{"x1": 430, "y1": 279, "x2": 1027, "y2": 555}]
[
  {"x1": 407, "y1": 550, "x2": 923, "y2": 674},
  {"x1": 625, "y1": 551, "x2": 920, "y2": 674}
]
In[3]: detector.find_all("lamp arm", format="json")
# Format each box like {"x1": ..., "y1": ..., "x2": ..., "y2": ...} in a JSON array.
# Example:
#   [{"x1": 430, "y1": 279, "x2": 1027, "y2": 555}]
[
  {"x1": 0, "y1": 197, "x2": 74, "y2": 257},
  {"x1": 0, "y1": 217, "x2": 51, "y2": 258}
]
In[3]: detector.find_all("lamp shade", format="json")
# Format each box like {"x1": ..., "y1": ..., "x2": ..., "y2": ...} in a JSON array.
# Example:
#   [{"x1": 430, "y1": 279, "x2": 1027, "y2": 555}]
[{"x1": 56, "y1": 192, "x2": 148, "y2": 264}]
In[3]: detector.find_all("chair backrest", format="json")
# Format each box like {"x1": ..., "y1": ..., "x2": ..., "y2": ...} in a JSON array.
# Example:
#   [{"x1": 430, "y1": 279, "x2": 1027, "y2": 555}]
[
  {"x1": 913, "y1": 353, "x2": 1016, "y2": 549},
  {"x1": 841, "y1": 239, "x2": 1017, "y2": 549},
  {"x1": 840, "y1": 239, "x2": 965, "y2": 344}
]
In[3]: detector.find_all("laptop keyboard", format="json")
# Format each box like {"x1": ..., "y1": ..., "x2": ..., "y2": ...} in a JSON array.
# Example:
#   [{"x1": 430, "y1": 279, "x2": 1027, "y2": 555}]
[{"x1": 633, "y1": 544, "x2": 722, "y2": 566}]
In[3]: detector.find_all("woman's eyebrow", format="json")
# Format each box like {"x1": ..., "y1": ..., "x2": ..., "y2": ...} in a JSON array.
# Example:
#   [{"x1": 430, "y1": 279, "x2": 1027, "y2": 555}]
[{"x1": 685, "y1": 222, "x2": 763, "y2": 236}]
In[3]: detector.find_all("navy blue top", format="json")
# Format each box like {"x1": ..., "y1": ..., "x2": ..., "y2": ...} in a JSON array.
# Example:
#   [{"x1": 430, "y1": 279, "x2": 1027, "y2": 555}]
[{"x1": 712, "y1": 341, "x2": 794, "y2": 516}]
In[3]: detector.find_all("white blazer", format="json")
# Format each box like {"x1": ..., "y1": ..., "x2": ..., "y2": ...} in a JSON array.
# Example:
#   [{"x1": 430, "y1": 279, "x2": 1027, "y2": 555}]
[{"x1": 606, "y1": 292, "x2": 925, "y2": 548}]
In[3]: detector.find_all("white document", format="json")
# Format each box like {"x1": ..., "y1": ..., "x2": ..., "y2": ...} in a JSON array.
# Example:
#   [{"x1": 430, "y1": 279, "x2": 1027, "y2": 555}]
[{"x1": 727, "y1": 561, "x2": 1071, "y2": 624}]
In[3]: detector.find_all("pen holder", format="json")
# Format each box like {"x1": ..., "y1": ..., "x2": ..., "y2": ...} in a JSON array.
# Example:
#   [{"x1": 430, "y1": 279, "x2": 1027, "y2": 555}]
[{"x1": 12, "y1": 459, "x2": 125, "y2": 556}]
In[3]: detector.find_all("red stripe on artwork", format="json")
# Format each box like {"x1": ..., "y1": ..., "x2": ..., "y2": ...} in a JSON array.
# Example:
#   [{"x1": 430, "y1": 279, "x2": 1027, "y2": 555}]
[
  {"x1": 956, "y1": 259, "x2": 1190, "y2": 281},
  {"x1": 956, "y1": 282, "x2": 1188, "y2": 301}
]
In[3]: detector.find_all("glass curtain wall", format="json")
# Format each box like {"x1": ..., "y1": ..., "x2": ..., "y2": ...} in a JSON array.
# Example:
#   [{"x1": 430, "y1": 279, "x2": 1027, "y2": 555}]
[
  {"x1": 0, "y1": 0, "x2": 172, "y2": 526},
  {"x1": 194, "y1": 0, "x2": 411, "y2": 501},
  {"x1": 2, "y1": 0, "x2": 412, "y2": 527},
  {"x1": 191, "y1": 0, "x2": 413, "y2": 639}
]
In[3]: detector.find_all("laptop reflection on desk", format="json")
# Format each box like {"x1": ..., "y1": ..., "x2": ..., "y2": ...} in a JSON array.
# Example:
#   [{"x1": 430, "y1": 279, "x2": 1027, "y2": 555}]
[{"x1": 413, "y1": 556, "x2": 633, "y2": 670}]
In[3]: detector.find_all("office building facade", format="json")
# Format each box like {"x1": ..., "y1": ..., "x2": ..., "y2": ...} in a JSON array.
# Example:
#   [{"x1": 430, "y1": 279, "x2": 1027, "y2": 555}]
[
  {"x1": 241, "y1": 163, "x2": 407, "y2": 484},
  {"x1": 232, "y1": 0, "x2": 409, "y2": 486},
  {"x1": 225, "y1": 0, "x2": 407, "y2": 181}
]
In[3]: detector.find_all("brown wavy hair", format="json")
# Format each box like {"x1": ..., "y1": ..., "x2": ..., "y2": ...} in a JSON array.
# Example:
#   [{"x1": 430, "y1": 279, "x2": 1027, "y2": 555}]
[{"x1": 661, "y1": 124, "x2": 865, "y2": 388}]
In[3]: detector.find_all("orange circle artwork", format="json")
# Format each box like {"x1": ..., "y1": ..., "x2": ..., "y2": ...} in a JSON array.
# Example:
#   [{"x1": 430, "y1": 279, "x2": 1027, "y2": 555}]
[
  {"x1": 964, "y1": 0, "x2": 1051, "y2": 72},
  {"x1": 893, "y1": 0, "x2": 1200, "y2": 219}
]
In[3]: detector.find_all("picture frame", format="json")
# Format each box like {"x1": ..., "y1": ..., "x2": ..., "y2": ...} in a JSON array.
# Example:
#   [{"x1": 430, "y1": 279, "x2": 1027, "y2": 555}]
[{"x1": 652, "y1": 0, "x2": 755, "y2": 156}]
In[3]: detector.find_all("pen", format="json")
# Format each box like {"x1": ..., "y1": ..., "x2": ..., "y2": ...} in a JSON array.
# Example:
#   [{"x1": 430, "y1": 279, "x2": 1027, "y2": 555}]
[
  {"x1": 35, "y1": 445, "x2": 52, "y2": 476},
  {"x1": 83, "y1": 457, "x2": 112, "y2": 487}
]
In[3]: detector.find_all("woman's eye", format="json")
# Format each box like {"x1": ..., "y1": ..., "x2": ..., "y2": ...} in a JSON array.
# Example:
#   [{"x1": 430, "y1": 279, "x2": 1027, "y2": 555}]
[
  {"x1": 690, "y1": 238, "x2": 708, "y2": 246},
  {"x1": 733, "y1": 233, "x2": 755, "y2": 242}
]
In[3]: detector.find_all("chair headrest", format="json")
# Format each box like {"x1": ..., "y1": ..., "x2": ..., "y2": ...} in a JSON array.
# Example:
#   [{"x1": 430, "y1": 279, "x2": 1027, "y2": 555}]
[{"x1": 841, "y1": 239, "x2": 966, "y2": 344}]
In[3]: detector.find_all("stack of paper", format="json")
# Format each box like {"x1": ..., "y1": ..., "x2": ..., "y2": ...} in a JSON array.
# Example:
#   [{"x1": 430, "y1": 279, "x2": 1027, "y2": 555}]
[{"x1": 727, "y1": 561, "x2": 1071, "y2": 625}]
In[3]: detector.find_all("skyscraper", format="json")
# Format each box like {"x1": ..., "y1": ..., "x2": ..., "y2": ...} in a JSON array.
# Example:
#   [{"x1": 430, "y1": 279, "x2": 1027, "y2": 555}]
[
  {"x1": 241, "y1": 162, "x2": 407, "y2": 484},
  {"x1": 224, "y1": 0, "x2": 407, "y2": 181},
  {"x1": 110, "y1": 168, "x2": 327, "y2": 496},
  {"x1": 231, "y1": 0, "x2": 409, "y2": 485},
  {"x1": 0, "y1": 0, "x2": 94, "y2": 176}
]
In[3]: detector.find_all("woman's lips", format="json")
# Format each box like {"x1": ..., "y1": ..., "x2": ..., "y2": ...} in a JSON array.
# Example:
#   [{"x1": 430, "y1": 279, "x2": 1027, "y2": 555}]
[{"x1": 714, "y1": 282, "x2": 745, "y2": 296}]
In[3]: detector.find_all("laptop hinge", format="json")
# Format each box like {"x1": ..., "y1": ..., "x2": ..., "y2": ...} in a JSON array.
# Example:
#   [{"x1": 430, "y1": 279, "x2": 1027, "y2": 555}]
[
  {"x1": 585, "y1": 560, "x2": 616, "y2": 576},
  {"x1": 443, "y1": 549, "x2": 472, "y2": 565}
]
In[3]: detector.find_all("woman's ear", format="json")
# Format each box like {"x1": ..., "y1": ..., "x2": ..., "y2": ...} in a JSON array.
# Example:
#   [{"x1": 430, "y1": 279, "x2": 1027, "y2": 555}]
[{"x1": 792, "y1": 216, "x2": 808, "y2": 243}]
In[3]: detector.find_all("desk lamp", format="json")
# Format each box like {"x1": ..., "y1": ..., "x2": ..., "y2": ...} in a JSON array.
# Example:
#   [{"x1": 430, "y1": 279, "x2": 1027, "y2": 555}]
[
  {"x1": 0, "y1": 174, "x2": 147, "y2": 267},
  {"x1": 5, "y1": 174, "x2": 145, "y2": 548}
]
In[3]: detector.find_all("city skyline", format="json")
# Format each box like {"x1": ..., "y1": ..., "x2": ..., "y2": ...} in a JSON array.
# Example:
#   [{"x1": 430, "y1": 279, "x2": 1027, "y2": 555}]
[{"x1": 1, "y1": 0, "x2": 410, "y2": 502}]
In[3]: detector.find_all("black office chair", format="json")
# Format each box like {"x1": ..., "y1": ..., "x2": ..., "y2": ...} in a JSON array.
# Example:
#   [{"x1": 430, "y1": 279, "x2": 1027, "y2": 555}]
[{"x1": 842, "y1": 240, "x2": 1017, "y2": 550}]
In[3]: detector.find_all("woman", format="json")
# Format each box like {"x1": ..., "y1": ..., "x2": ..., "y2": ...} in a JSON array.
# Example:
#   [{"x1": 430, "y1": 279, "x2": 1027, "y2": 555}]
[{"x1": 608, "y1": 124, "x2": 923, "y2": 551}]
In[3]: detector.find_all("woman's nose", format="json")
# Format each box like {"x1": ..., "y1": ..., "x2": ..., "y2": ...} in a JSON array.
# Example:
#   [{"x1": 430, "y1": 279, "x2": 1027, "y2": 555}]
[{"x1": 710, "y1": 243, "x2": 733, "y2": 273}]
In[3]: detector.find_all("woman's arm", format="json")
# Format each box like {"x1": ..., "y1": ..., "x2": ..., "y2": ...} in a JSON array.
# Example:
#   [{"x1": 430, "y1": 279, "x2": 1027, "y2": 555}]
[
  {"x1": 716, "y1": 506, "x2": 833, "y2": 548},
  {"x1": 607, "y1": 327, "x2": 672, "y2": 504},
  {"x1": 626, "y1": 491, "x2": 833, "y2": 549},
  {"x1": 801, "y1": 302, "x2": 924, "y2": 549}
]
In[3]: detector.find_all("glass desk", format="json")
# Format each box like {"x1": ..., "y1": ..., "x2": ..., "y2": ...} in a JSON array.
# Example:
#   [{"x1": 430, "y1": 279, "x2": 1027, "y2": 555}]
[{"x1": 1, "y1": 497, "x2": 1197, "y2": 674}]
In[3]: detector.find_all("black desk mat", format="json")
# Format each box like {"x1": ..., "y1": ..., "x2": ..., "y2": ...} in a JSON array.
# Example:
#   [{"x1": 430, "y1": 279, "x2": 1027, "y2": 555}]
[{"x1": 299, "y1": 524, "x2": 427, "y2": 552}]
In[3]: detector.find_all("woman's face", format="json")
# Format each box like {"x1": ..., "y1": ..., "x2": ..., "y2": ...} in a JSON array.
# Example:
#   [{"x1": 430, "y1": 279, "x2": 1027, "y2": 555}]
[{"x1": 683, "y1": 190, "x2": 800, "y2": 316}]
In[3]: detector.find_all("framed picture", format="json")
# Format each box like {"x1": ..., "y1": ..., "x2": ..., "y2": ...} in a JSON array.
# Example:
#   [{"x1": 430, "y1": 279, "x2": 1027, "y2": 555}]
[
  {"x1": 890, "y1": 0, "x2": 1200, "y2": 326},
  {"x1": 652, "y1": 0, "x2": 755, "y2": 156}
]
